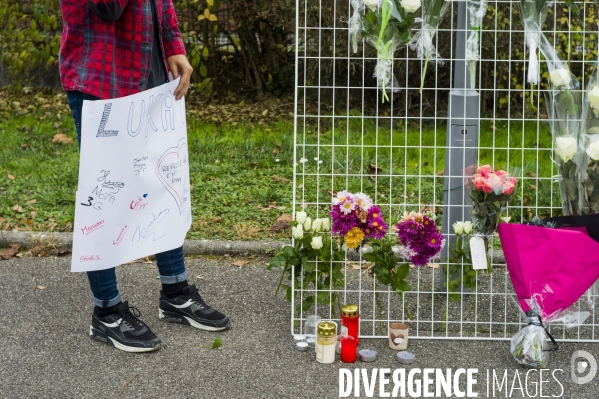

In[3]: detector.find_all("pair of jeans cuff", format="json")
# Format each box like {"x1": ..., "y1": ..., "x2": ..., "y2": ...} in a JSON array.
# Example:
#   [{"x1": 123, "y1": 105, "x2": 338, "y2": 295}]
[{"x1": 92, "y1": 271, "x2": 188, "y2": 308}]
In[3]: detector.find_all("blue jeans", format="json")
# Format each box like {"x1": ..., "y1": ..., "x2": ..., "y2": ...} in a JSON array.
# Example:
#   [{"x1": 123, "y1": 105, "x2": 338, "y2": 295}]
[{"x1": 67, "y1": 91, "x2": 188, "y2": 308}]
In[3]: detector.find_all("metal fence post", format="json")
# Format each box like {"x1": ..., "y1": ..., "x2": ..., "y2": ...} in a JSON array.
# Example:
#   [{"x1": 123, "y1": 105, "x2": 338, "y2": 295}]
[{"x1": 440, "y1": 0, "x2": 480, "y2": 289}]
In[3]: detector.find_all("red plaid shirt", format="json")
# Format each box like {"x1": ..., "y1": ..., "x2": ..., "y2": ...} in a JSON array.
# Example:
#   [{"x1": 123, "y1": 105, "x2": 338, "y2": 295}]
[{"x1": 59, "y1": 0, "x2": 186, "y2": 100}]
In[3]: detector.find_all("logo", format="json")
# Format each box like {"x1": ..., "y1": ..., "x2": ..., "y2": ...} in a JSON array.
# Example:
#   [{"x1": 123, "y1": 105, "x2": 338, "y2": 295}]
[{"x1": 571, "y1": 350, "x2": 597, "y2": 384}]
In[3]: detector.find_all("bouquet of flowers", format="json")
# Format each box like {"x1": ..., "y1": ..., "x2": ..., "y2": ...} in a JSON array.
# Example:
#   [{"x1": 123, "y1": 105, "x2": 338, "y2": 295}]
[
  {"x1": 543, "y1": 49, "x2": 581, "y2": 215},
  {"x1": 445, "y1": 221, "x2": 477, "y2": 302},
  {"x1": 517, "y1": 0, "x2": 553, "y2": 88},
  {"x1": 465, "y1": 0, "x2": 488, "y2": 89},
  {"x1": 349, "y1": 0, "x2": 364, "y2": 53},
  {"x1": 580, "y1": 65, "x2": 599, "y2": 214},
  {"x1": 360, "y1": 0, "x2": 419, "y2": 102},
  {"x1": 396, "y1": 211, "x2": 445, "y2": 266},
  {"x1": 409, "y1": 0, "x2": 449, "y2": 92},
  {"x1": 269, "y1": 212, "x2": 342, "y2": 314},
  {"x1": 330, "y1": 191, "x2": 388, "y2": 248},
  {"x1": 469, "y1": 165, "x2": 518, "y2": 236}
]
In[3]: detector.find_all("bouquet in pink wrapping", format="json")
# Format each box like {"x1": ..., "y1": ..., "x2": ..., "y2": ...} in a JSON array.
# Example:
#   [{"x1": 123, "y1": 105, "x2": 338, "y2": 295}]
[{"x1": 498, "y1": 218, "x2": 599, "y2": 367}]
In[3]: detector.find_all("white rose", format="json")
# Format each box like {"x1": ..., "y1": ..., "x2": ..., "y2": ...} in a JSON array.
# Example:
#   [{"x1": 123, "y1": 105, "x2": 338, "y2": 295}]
[
  {"x1": 292, "y1": 224, "x2": 304, "y2": 239},
  {"x1": 303, "y1": 217, "x2": 312, "y2": 231},
  {"x1": 361, "y1": 244, "x2": 373, "y2": 254},
  {"x1": 400, "y1": 0, "x2": 421, "y2": 13},
  {"x1": 295, "y1": 211, "x2": 307, "y2": 224},
  {"x1": 452, "y1": 221, "x2": 464, "y2": 235},
  {"x1": 311, "y1": 236, "x2": 323, "y2": 250},
  {"x1": 589, "y1": 86, "x2": 599, "y2": 113},
  {"x1": 549, "y1": 68, "x2": 571, "y2": 87},
  {"x1": 462, "y1": 221, "x2": 473, "y2": 234},
  {"x1": 587, "y1": 140, "x2": 599, "y2": 161},
  {"x1": 312, "y1": 218, "x2": 323, "y2": 232},
  {"x1": 321, "y1": 218, "x2": 331, "y2": 232},
  {"x1": 555, "y1": 136, "x2": 578, "y2": 162},
  {"x1": 363, "y1": 0, "x2": 380, "y2": 11}
]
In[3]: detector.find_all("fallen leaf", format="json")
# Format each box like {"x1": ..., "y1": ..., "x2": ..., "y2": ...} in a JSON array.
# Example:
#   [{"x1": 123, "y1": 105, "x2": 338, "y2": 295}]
[
  {"x1": 271, "y1": 175, "x2": 290, "y2": 183},
  {"x1": 491, "y1": 124, "x2": 498, "y2": 132},
  {"x1": 26, "y1": 199, "x2": 37, "y2": 205},
  {"x1": 51, "y1": 133, "x2": 74, "y2": 145},
  {"x1": 37, "y1": 285, "x2": 46, "y2": 290},
  {"x1": 272, "y1": 148, "x2": 279, "y2": 155},
  {"x1": 61, "y1": 221, "x2": 73, "y2": 231},
  {"x1": 7, "y1": 174, "x2": 15, "y2": 180},
  {"x1": 30, "y1": 211, "x2": 37, "y2": 218},
  {"x1": 232, "y1": 260, "x2": 249, "y2": 267},
  {"x1": 0, "y1": 217, "x2": 4, "y2": 224},
  {"x1": 21, "y1": 143, "x2": 31, "y2": 150},
  {"x1": 436, "y1": 170, "x2": 445, "y2": 176},
  {"x1": 212, "y1": 338, "x2": 223, "y2": 348},
  {"x1": 12, "y1": 205, "x2": 24, "y2": 213},
  {"x1": 213, "y1": 217, "x2": 224, "y2": 223},
  {"x1": 529, "y1": 184, "x2": 537, "y2": 191},
  {"x1": 270, "y1": 220, "x2": 291, "y2": 231},
  {"x1": 208, "y1": 176, "x2": 215, "y2": 181},
  {"x1": 214, "y1": 159, "x2": 220, "y2": 164},
  {"x1": 426, "y1": 263, "x2": 440, "y2": 269},
  {"x1": 367, "y1": 164, "x2": 383, "y2": 180},
  {"x1": 15, "y1": 253, "x2": 23, "y2": 258},
  {"x1": 0, "y1": 244, "x2": 20, "y2": 260},
  {"x1": 326, "y1": 190, "x2": 336, "y2": 197},
  {"x1": 276, "y1": 214, "x2": 292, "y2": 223},
  {"x1": 527, "y1": 171, "x2": 537, "y2": 178}
]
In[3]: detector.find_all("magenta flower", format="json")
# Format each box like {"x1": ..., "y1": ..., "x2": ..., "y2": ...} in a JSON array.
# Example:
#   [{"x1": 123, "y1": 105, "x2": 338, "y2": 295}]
[{"x1": 396, "y1": 213, "x2": 444, "y2": 266}]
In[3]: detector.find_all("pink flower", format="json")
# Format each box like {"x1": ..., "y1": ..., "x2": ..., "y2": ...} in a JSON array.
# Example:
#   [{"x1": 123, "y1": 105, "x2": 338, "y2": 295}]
[
  {"x1": 495, "y1": 170, "x2": 508, "y2": 180},
  {"x1": 473, "y1": 176, "x2": 486, "y2": 191},
  {"x1": 503, "y1": 181, "x2": 515, "y2": 195},
  {"x1": 508, "y1": 176, "x2": 517, "y2": 186},
  {"x1": 477, "y1": 165, "x2": 492, "y2": 177},
  {"x1": 486, "y1": 173, "x2": 503, "y2": 195}
]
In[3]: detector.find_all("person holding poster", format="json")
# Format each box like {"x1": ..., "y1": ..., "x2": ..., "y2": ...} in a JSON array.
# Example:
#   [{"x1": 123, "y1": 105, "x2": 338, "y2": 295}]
[{"x1": 59, "y1": 0, "x2": 230, "y2": 353}]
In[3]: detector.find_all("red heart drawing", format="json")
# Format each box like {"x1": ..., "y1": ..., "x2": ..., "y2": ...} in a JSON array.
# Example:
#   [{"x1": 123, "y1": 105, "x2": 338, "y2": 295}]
[{"x1": 156, "y1": 139, "x2": 189, "y2": 214}]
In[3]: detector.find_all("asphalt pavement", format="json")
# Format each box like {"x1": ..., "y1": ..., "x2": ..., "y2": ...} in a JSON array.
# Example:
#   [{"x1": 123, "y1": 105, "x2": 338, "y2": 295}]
[{"x1": 1, "y1": 255, "x2": 599, "y2": 398}]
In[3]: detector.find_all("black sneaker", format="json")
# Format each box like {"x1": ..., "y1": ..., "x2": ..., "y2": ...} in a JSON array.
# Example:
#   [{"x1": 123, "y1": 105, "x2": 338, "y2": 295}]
[
  {"x1": 90, "y1": 301, "x2": 162, "y2": 353},
  {"x1": 159, "y1": 284, "x2": 230, "y2": 331}
]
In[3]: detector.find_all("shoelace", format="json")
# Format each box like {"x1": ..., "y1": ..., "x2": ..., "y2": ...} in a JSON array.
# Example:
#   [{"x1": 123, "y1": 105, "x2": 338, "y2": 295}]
[
  {"x1": 117, "y1": 305, "x2": 145, "y2": 331},
  {"x1": 185, "y1": 284, "x2": 208, "y2": 309}
]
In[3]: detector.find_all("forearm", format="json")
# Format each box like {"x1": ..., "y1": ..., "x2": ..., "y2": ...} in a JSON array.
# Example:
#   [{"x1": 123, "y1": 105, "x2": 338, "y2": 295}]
[
  {"x1": 88, "y1": 0, "x2": 130, "y2": 22},
  {"x1": 161, "y1": 0, "x2": 186, "y2": 57}
]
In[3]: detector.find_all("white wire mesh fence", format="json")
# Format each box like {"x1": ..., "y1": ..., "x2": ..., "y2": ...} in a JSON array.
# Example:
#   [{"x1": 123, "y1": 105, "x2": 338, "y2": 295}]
[{"x1": 291, "y1": 0, "x2": 599, "y2": 341}]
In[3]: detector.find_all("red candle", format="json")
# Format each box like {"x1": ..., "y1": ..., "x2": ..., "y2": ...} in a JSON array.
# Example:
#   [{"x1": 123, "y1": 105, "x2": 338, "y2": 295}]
[
  {"x1": 340, "y1": 336, "x2": 357, "y2": 363},
  {"x1": 340, "y1": 304, "x2": 360, "y2": 345}
]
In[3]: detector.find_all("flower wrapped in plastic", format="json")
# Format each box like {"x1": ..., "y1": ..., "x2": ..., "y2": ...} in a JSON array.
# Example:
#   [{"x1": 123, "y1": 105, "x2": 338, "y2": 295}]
[
  {"x1": 361, "y1": 0, "x2": 418, "y2": 102},
  {"x1": 580, "y1": 65, "x2": 599, "y2": 214},
  {"x1": 517, "y1": 0, "x2": 553, "y2": 88},
  {"x1": 409, "y1": 0, "x2": 449, "y2": 92},
  {"x1": 542, "y1": 40, "x2": 581, "y2": 215},
  {"x1": 349, "y1": 0, "x2": 364, "y2": 54},
  {"x1": 469, "y1": 165, "x2": 518, "y2": 236},
  {"x1": 498, "y1": 220, "x2": 599, "y2": 367},
  {"x1": 465, "y1": 0, "x2": 488, "y2": 89}
]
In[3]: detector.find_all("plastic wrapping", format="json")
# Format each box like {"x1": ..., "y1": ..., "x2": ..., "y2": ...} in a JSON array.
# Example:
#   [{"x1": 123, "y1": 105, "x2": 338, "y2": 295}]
[
  {"x1": 468, "y1": 165, "x2": 518, "y2": 237},
  {"x1": 511, "y1": 287, "x2": 589, "y2": 368},
  {"x1": 409, "y1": 0, "x2": 449, "y2": 92},
  {"x1": 580, "y1": 64, "x2": 599, "y2": 214},
  {"x1": 542, "y1": 38, "x2": 581, "y2": 215},
  {"x1": 465, "y1": 0, "x2": 488, "y2": 89},
  {"x1": 361, "y1": 0, "x2": 418, "y2": 102},
  {"x1": 349, "y1": 0, "x2": 364, "y2": 53},
  {"x1": 518, "y1": 0, "x2": 554, "y2": 86}
]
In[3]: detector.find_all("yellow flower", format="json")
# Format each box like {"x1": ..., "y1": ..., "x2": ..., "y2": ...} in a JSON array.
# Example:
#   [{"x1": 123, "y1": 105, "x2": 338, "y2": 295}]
[{"x1": 344, "y1": 227, "x2": 365, "y2": 249}]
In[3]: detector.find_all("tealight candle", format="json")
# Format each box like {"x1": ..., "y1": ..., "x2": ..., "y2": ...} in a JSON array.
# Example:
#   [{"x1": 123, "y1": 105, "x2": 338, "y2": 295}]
[
  {"x1": 294, "y1": 334, "x2": 306, "y2": 344},
  {"x1": 296, "y1": 342, "x2": 309, "y2": 351},
  {"x1": 396, "y1": 351, "x2": 415, "y2": 364}
]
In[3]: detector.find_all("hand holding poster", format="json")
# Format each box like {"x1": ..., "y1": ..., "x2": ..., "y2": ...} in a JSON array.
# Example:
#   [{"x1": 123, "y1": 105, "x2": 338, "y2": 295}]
[{"x1": 72, "y1": 78, "x2": 191, "y2": 272}]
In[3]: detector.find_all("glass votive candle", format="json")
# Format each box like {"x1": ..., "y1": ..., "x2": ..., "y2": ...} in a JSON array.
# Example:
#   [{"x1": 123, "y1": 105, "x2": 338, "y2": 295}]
[{"x1": 305, "y1": 315, "x2": 321, "y2": 348}]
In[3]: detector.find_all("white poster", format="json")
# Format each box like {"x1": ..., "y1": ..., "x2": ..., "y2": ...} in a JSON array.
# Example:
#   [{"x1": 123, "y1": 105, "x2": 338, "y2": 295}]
[{"x1": 71, "y1": 78, "x2": 191, "y2": 272}]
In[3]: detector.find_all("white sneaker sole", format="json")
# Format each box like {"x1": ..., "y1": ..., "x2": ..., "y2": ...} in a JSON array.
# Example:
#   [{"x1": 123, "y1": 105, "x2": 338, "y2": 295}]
[
  {"x1": 89, "y1": 326, "x2": 161, "y2": 353},
  {"x1": 159, "y1": 308, "x2": 229, "y2": 331}
]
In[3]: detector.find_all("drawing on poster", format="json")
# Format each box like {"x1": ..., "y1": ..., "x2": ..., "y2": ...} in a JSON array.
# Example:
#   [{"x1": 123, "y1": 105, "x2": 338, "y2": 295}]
[{"x1": 72, "y1": 78, "x2": 191, "y2": 273}]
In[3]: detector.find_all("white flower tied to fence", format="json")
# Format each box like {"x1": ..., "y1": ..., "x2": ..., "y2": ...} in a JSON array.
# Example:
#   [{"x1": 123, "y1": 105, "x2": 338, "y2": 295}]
[
  {"x1": 465, "y1": 0, "x2": 488, "y2": 89},
  {"x1": 292, "y1": 0, "x2": 599, "y2": 342},
  {"x1": 519, "y1": 0, "x2": 556, "y2": 87}
]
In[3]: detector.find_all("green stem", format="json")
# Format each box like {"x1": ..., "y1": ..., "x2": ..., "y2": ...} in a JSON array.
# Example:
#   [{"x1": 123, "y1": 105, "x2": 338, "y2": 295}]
[
  {"x1": 274, "y1": 264, "x2": 288, "y2": 296},
  {"x1": 420, "y1": 51, "x2": 430, "y2": 93},
  {"x1": 401, "y1": 292, "x2": 413, "y2": 320}
]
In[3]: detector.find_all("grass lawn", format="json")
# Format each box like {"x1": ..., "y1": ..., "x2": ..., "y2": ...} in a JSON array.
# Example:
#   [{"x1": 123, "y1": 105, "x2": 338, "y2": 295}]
[{"x1": 0, "y1": 90, "x2": 560, "y2": 240}]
